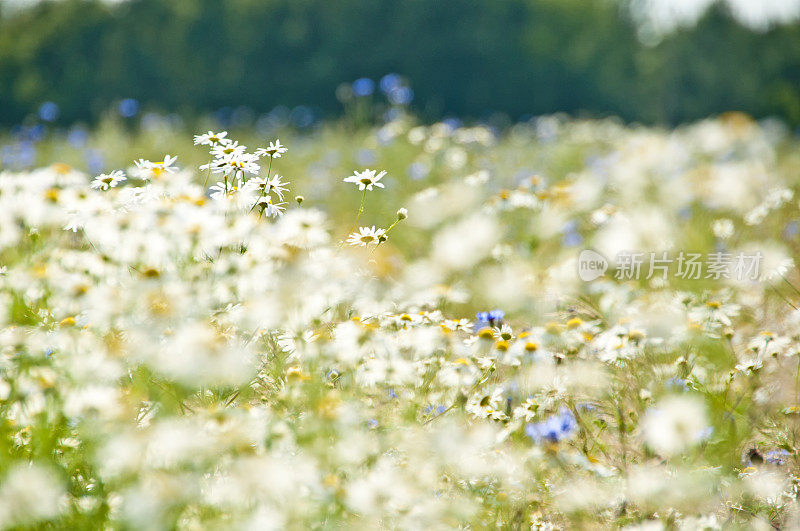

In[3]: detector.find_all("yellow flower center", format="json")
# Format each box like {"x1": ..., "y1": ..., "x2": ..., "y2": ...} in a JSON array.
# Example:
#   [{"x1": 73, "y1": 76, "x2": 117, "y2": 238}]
[
  {"x1": 566, "y1": 317, "x2": 583, "y2": 329},
  {"x1": 478, "y1": 328, "x2": 494, "y2": 339}
]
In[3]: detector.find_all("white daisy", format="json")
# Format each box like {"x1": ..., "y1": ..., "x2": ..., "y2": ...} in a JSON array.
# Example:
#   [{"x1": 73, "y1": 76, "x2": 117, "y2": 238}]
[
  {"x1": 346, "y1": 226, "x2": 386, "y2": 247},
  {"x1": 493, "y1": 323, "x2": 515, "y2": 342},
  {"x1": 90, "y1": 170, "x2": 126, "y2": 191},
  {"x1": 343, "y1": 169, "x2": 386, "y2": 191},
  {"x1": 224, "y1": 152, "x2": 261, "y2": 178},
  {"x1": 193, "y1": 130, "x2": 228, "y2": 146},
  {"x1": 513, "y1": 397, "x2": 539, "y2": 422},
  {"x1": 134, "y1": 155, "x2": 178, "y2": 178},
  {"x1": 256, "y1": 195, "x2": 286, "y2": 218},
  {"x1": 255, "y1": 139, "x2": 288, "y2": 159},
  {"x1": 245, "y1": 174, "x2": 289, "y2": 201},
  {"x1": 208, "y1": 181, "x2": 231, "y2": 200},
  {"x1": 441, "y1": 318, "x2": 473, "y2": 333},
  {"x1": 466, "y1": 387, "x2": 507, "y2": 421},
  {"x1": 211, "y1": 141, "x2": 246, "y2": 159}
]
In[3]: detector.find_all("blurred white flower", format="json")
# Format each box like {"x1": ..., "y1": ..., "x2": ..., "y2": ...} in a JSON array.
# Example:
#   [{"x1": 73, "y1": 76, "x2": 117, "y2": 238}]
[
  {"x1": 0, "y1": 464, "x2": 65, "y2": 526},
  {"x1": 642, "y1": 395, "x2": 710, "y2": 456},
  {"x1": 431, "y1": 214, "x2": 499, "y2": 271},
  {"x1": 712, "y1": 218, "x2": 734, "y2": 239}
]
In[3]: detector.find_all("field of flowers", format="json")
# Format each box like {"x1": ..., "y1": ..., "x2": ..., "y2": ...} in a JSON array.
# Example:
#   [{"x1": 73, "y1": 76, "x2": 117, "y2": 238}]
[{"x1": 1, "y1": 111, "x2": 800, "y2": 529}]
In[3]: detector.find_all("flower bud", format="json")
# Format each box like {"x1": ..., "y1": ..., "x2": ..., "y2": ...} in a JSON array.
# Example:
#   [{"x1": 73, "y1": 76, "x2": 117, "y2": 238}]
[{"x1": 396, "y1": 207, "x2": 408, "y2": 220}]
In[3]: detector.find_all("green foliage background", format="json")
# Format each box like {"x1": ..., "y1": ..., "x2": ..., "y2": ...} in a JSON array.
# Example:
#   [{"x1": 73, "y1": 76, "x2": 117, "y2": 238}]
[{"x1": 0, "y1": 0, "x2": 799, "y2": 126}]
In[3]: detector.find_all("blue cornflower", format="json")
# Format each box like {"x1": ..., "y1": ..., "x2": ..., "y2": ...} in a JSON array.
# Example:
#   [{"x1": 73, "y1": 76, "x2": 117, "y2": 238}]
[
  {"x1": 352, "y1": 78, "x2": 375, "y2": 97},
  {"x1": 562, "y1": 231, "x2": 583, "y2": 247},
  {"x1": 388, "y1": 86, "x2": 413, "y2": 106},
  {"x1": 476, "y1": 309, "x2": 505, "y2": 329},
  {"x1": 379, "y1": 73, "x2": 402, "y2": 94},
  {"x1": 489, "y1": 309, "x2": 505, "y2": 322},
  {"x1": 119, "y1": 98, "x2": 140, "y2": 118},
  {"x1": 67, "y1": 127, "x2": 89, "y2": 148},
  {"x1": 27, "y1": 124, "x2": 46, "y2": 142},
  {"x1": 666, "y1": 377, "x2": 688, "y2": 391},
  {"x1": 784, "y1": 221, "x2": 799, "y2": 239},
  {"x1": 525, "y1": 407, "x2": 577, "y2": 444},
  {"x1": 38, "y1": 102, "x2": 59, "y2": 122},
  {"x1": 423, "y1": 404, "x2": 447, "y2": 416},
  {"x1": 765, "y1": 449, "x2": 790, "y2": 465}
]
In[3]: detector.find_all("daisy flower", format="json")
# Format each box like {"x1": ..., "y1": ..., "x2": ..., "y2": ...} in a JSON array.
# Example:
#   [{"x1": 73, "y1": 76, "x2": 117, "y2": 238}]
[
  {"x1": 199, "y1": 159, "x2": 227, "y2": 174},
  {"x1": 343, "y1": 169, "x2": 386, "y2": 191},
  {"x1": 90, "y1": 170, "x2": 126, "y2": 191},
  {"x1": 255, "y1": 139, "x2": 288, "y2": 159},
  {"x1": 735, "y1": 357, "x2": 763, "y2": 374},
  {"x1": 134, "y1": 155, "x2": 178, "y2": 178},
  {"x1": 276, "y1": 329, "x2": 317, "y2": 354},
  {"x1": 211, "y1": 141, "x2": 246, "y2": 159},
  {"x1": 208, "y1": 181, "x2": 231, "y2": 200},
  {"x1": 513, "y1": 397, "x2": 539, "y2": 422},
  {"x1": 277, "y1": 209, "x2": 330, "y2": 248},
  {"x1": 193, "y1": 130, "x2": 228, "y2": 146},
  {"x1": 224, "y1": 152, "x2": 261, "y2": 177},
  {"x1": 493, "y1": 323, "x2": 515, "y2": 342},
  {"x1": 688, "y1": 299, "x2": 740, "y2": 328},
  {"x1": 256, "y1": 195, "x2": 286, "y2": 218},
  {"x1": 346, "y1": 226, "x2": 386, "y2": 247},
  {"x1": 441, "y1": 318, "x2": 473, "y2": 333},
  {"x1": 466, "y1": 387, "x2": 507, "y2": 421},
  {"x1": 245, "y1": 174, "x2": 289, "y2": 200}
]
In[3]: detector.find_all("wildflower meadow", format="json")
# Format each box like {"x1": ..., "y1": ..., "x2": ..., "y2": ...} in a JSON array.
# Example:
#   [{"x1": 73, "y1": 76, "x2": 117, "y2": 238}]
[{"x1": 0, "y1": 108, "x2": 799, "y2": 529}]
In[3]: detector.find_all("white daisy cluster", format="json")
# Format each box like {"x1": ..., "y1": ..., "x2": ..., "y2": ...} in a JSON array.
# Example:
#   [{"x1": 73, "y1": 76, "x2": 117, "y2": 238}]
[{"x1": 195, "y1": 131, "x2": 290, "y2": 217}]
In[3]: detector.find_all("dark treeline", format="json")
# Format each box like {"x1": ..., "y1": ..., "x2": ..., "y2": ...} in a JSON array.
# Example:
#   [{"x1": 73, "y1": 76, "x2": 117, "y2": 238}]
[{"x1": 1, "y1": 0, "x2": 799, "y2": 126}]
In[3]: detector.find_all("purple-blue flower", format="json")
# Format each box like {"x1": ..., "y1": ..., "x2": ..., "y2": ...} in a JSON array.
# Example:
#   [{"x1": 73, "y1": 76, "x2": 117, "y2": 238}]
[
  {"x1": 476, "y1": 309, "x2": 505, "y2": 329},
  {"x1": 525, "y1": 407, "x2": 577, "y2": 443},
  {"x1": 352, "y1": 78, "x2": 375, "y2": 97}
]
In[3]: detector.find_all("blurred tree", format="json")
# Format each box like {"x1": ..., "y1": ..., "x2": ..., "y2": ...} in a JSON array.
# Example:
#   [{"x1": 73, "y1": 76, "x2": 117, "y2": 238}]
[{"x1": 0, "y1": 0, "x2": 798, "y2": 126}]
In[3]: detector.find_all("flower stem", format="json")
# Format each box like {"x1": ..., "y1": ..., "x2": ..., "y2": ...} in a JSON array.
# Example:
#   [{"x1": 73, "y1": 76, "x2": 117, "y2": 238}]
[
  {"x1": 250, "y1": 156, "x2": 274, "y2": 214},
  {"x1": 203, "y1": 155, "x2": 212, "y2": 188},
  {"x1": 347, "y1": 189, "x2": 367, "y2": 235},
  {"x1": 371, "y1": 218, "x2": 402, "y2": 254},
  {"x1": 337, "y1": 190, "x2": 368, "y2": 249}
]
